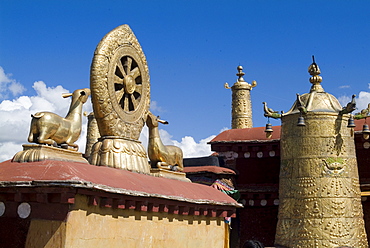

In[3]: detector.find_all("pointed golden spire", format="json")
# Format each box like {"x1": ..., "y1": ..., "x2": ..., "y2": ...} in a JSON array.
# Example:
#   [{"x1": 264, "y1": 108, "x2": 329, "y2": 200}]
[
  {"x1": 236, "y1": 65, "x2": 245, "y2": 82},
  {"x1": 308, "y1": 55, "x2": 324, "y2": 92}
]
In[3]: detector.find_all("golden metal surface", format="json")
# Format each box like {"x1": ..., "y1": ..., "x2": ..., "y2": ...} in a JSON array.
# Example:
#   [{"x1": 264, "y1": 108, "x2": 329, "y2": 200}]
[
  {"x1": 90, "y1": 24, "x2": 150, "y2": 140},
  {"x1": 263, "y1": 102, "x2": 281, "y2": 119},
  {"x1": 89, "y1": 25, "x2": 151, "y2": 173},
  {"x1": 12, "y1": 144, "x2": 88, "y2": 163},
  {"x1": 146, "y1": 112, "x2": 184, "y2": 171},
  {"x1": 28, "y1": 88, "x2": 90, "y2": 150},
  {"x1": 89, "y1": 137, "x2": 150, "y2": 174},
  {"x1": 84, "y1": 112, "x2": 100, "y2": 159},
  {"x1": 226, "y1": 66, "x2": 256, "y2": 129},
  {"x1": 274, "y1": 60, "x2": 368, "y2": 247},
  {"x1": 283, "y1": 62, "x2": 341, "y2": 115},
  {"x1": 150, "y1": 168, "x2": 190, "y2": 182}
]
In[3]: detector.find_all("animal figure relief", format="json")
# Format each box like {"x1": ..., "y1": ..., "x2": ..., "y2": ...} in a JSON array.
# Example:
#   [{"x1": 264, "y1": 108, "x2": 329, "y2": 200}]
[
  {"x1": 28, "y1": 88, "x2": 91, "y2": 150},
  {"x1": 263, "y1": 102, "x2": 281, "y2": 119},
  {"x1": 146, "y1": 112, "x2": 184, "y2": 171},
  {"x1": 339, "y1": 94, "x2": 356, "y2": 115}
]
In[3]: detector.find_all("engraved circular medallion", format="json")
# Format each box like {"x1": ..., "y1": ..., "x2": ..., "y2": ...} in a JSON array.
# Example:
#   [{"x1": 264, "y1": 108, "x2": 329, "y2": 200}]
[
  {"x1": 123, "y1": 74, "x2": 135, "y2": 94},
  {"x1": 107, "y1": 47, "x2": 149, "y2": 123}
]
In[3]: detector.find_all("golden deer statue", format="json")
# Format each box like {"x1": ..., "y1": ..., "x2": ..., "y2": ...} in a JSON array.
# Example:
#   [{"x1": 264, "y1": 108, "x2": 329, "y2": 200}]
[
  {"x1": 28, "y1": 88, "x2": 91, "y2": 150},
  {"x1": 146, "y1": 112, "x2": 184, "y2": 171}
]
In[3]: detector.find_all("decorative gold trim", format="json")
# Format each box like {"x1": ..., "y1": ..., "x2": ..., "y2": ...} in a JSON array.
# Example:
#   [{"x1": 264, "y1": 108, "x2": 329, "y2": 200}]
[
  {"x1": 12, "y1": 144, "x2": 88, "y2": 163},
  {"x1": 89, "y1": 137, "x2": 150, "y2": 174},
  {"x1": 150, "y1": 168, "x2": 191, "y2": 182}
]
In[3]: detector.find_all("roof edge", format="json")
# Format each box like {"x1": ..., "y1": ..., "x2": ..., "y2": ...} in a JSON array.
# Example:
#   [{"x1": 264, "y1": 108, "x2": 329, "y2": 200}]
[{"x1": 0, "y1": 180, "x2": 242, "y2": 208}]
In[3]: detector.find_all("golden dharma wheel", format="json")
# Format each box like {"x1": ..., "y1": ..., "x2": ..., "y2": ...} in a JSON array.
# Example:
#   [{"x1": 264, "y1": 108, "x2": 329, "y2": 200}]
[{"x1": 90, "y1": 25, "x2": 150, "y2": 140}]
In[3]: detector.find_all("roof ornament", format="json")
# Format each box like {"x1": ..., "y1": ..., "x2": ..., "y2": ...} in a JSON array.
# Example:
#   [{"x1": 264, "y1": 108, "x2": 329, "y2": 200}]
[
  {"x1": 308, "y1": 55, "x2": 324, "y2": 93},
  {"x1": 146, "y1": 112, "x2": 184, "y2": 171},
  {"x1": 89, "y1": 25, "x2": 151, "y2": 173},
  {"x1": 296, "y1": 93, "x2": 307, "y2": 126},
  {"x1": 13, "y1": 88, "x2": 91, "y2": 163},
  {"x1": 273, "y1": 57, "x2": 369, "y2": 246},
  {"x1": 264, "y1": 118, "x2": 273, "y2": 138},
  {"x1": 224, "y1": 66, "x2": 257, "y2": 89},
  {"x1": 263, "y1": 102, "x2": 281, "y2": 119},
  {"x1": 27, "y1": 88, "x2": 91, "y2": 150},
  {"x1": 225, "y1": 65, "x2": 257, "y2": 129},
  {"x1": 236, "y1": 65, "x2": 245, "y2": 82},
  {"x1": 339, "y1": 94, "x2": 356, "y2": 115},
  {"x1": 296, "y1": 93, "x2": 307, "y2": 114}
]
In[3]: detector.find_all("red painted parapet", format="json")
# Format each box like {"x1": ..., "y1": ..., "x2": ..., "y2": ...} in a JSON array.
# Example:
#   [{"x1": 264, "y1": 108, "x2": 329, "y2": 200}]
[{"x1": 0, "y1": 159, "x2": 240, "y2": 247}]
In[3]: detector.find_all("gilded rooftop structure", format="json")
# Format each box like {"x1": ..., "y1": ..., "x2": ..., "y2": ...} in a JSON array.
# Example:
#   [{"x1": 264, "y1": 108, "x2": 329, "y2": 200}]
[
  {"x1": 88, "y1": 25, "x2": 151, "y2": 173},
  {"x1": 225, "y1": 66, "x2": 257, "y2": 129},
  {"x1": 88, "y1": 25, "x2": 185, "y2": 179},
  {"x1": 264, "y1": 58, "x2": 368, "y2": 247}
]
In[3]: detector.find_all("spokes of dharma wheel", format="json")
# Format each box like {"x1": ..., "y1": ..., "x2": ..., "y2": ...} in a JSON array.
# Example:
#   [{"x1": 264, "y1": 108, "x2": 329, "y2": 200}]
[{"x1": 114, "y1": 56, "x2": 143, "y2": 112}]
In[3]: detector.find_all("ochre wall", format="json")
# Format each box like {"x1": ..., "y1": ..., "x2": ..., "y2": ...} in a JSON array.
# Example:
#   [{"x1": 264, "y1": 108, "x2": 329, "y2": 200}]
[
  {"x1": 26, "y1": 220, "x2": 66, "y2": 248},
  {"x1": 26, "y1": 194, "x2": 229, "y2": 248}
]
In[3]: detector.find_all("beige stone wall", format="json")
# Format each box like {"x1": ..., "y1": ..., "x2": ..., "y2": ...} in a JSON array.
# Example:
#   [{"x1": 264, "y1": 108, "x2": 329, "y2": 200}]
[{"x1": 26, "y1": 194, "x2": 229, "y2": 248}]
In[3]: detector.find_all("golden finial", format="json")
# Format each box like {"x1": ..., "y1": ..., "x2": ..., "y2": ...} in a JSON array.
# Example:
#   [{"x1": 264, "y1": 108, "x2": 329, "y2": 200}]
[
  {"x1": 236, "y1": 65, "x2": 245, "y2": 82},
  {"x1": 308, "y1": 55, "x2": 324, "y2": 92}
]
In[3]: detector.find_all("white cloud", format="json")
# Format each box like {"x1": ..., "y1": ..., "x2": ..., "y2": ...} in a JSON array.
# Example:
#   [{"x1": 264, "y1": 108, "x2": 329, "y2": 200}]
[
  {"x1": 31, "y1": 81, "x2": 72, "y2": 114},
  {"x1": 339, "y1": 85, "x2": 350, "y2": 89},
  {"x1": 356, "y1": 91, "x2": 370, "y2": 111},
  {"x1": 139, "y1": 125, "x2": 149, "y2": 151},
  {"x1": 0, "y1": 66, "x2": 25, "y2": 99},
  {"x1": 173, "y1": 135, "x2": 216, "y2": 158},
  {"x1": 139, "y1": 125, "x2": 218, "y2": 159},
  {"x1": 338, "y1": 90, "x2": 370, "y2": 113},
  {"x1": 338, "y1": 95, "x2": 351, "y2": 107},
  {"x1": 0, "y1": 142, "x2": 24, "y2": 162},
  {"x1": 150, "y1": 100, "x2": 165, "y2": 112}
]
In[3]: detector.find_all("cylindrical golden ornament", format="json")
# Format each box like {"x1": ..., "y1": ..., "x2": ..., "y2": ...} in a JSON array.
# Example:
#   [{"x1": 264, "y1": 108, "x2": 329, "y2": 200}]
[
  {"x1": 227, "y1": 66, "x2": 256, "y2": 129},
  {"x1": 84, "y1": 112, "x2": 100, "y2": 159},
  {"x1": 275, "y1": 60, "x2": 368, "y2": 247},
  {"x1": 231, "y1": 82, "x2": 253, "y2": 129},
  {"x1": 276, "y1": 113, "x2": 368, "y2": 247}
]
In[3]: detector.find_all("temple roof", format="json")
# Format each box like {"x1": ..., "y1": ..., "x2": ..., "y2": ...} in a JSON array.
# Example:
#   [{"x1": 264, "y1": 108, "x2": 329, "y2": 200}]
[
  {"x1": 0, "y1": 160, "x2": 240, "y2": 207},
  {"x1": 209, "y1": 119, "x2": 365, "y2": 144},
  {"x1": 284, "y1": 91, "x2": 342, "y2": 115},
  {"x1": 209, "y1": 125, "x2": 281, "y2": 143}
]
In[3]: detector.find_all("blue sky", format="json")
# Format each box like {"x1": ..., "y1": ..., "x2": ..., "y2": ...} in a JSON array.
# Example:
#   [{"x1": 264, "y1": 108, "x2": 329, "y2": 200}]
[{"x1": 1, "y1": 1, "x2": 370, "y2": 160}]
